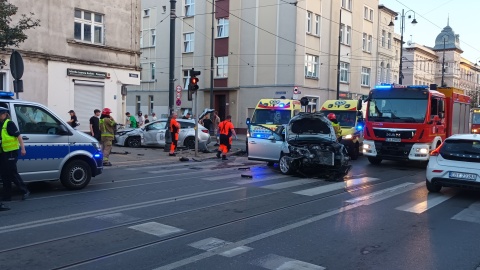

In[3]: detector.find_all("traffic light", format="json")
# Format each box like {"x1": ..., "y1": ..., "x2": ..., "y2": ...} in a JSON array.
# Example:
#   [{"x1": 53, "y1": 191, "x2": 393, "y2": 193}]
[{"x1": 188, "y1": 68, "x2": 201, "y2": 101}]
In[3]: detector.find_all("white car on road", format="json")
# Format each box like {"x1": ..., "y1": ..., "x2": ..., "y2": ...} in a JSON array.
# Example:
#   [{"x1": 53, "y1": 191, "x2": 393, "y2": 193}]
[{"x1": 426, "y1": 134, "x2": 480, "y2": 192}]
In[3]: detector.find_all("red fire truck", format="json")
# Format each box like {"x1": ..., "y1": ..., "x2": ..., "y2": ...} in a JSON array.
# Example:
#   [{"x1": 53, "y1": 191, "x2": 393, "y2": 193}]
[
  {"x1": 471, "y1": 108, "x2": 480, "y2": 134},
  {"x1": 362, "y1": 84, "x2": 471, "y2": 164}
]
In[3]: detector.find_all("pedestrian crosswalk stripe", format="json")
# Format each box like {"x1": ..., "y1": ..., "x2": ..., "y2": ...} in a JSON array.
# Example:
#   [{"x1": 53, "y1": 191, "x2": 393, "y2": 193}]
[
  {"x1": 261, "y1": 179, "x2": 318, "y2": 190},
  {"x1": 233, "y1": 174, "x2": 290, "y2": 185},
  {"x1": 94, "y1": 213, "x2": 139, "y2": 224},
  {"x1": 293, "y1": 177, "x2": 380, "y2": 196},
  {"x1": 345, "y1": 182, "x2": 418, "y2": 205},
  {"x1": 395, "y1": 192, "x2": 455, "y2": 214},
  {"x1": 189, "y1": 237, "x2": 231, "y2": 251},
  {"x1": 251, "y1": 254, "x2": 325, "y2": 270},
  {"x1": 219, "y1": 246, "x2": 253, "y2": 257},
  {"x1": 128, "y1": 222, "x2": 183, "y2": 237},
  {"x1": 125, "y1": 161, "x2": 216, "y2": 171},
  {"x1": 452, "y1": 201, "x2": 480, "y2": 224}
]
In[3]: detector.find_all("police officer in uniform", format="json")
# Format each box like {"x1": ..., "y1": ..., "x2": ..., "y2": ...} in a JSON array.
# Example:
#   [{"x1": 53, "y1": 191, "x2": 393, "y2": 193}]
[
  {"x1": 99, "y1": 108, "x2": 116, "y2": 166},
  {"x1": 169, "y1": 112, "x2": 180, "y2": 156},
  {"x1": 0, "y1": 106, "x2": 30, "y2": 204}
]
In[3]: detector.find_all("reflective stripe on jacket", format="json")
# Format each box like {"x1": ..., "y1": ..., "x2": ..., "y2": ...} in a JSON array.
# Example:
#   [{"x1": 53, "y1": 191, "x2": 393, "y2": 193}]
[
  {"x1": 1, "y1": 119, "x2": 19, "y2": 152},
  {"x1": 331, "y1": 122, "x2": 342, "y2": 138},
  {"x1": 100, "y1": 118, "x2": 116, "y2": 137}
]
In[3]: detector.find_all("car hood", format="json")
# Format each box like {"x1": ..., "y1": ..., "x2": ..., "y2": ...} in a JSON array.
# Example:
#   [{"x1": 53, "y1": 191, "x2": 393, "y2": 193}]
[{"x1": 286, "y1": 113, "x2": 336, "y2": 143}]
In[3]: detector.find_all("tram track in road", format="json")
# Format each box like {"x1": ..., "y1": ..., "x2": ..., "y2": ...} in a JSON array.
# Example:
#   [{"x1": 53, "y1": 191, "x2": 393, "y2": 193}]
[{"x1": 0, "y1": 170, "x2": 424, "y2": 270}]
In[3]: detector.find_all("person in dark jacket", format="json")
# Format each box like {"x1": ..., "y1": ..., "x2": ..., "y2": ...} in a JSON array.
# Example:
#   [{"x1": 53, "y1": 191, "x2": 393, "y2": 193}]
[
  {"x1": 0, "y1": 107, "x2": 30, "y2": 203},
  {"x1": 89, "y1": 109, "x2": 101, "y2": 141}
]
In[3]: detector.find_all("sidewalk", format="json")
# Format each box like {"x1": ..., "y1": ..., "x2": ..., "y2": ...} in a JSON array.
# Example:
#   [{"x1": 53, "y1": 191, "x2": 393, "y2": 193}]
[{"x1": 108, "y1": 134, "x2": 247, "y2": 168}]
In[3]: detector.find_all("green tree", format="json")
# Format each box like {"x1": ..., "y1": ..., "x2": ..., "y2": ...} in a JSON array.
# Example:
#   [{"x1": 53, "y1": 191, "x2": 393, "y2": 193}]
[{"x1": 0, "y1": 0, "x2": 40, "y2": 67}]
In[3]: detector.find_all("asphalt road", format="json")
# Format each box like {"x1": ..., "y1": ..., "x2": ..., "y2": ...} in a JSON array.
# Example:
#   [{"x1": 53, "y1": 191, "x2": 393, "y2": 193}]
[{"x1": 1, "y1": 153, "x2": 480, "y2": 270}]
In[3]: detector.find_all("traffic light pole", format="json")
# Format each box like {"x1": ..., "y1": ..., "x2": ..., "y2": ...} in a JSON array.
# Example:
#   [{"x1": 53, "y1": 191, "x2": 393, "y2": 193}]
[{"x1": 164, "y1": 0, "x2": 176, "y2": 152}]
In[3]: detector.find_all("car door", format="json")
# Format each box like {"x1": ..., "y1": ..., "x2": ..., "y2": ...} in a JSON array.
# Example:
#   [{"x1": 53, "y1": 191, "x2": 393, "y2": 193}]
[
  {"x1": 143, "y1": 121, "x2": 166, "y2": 146},
  {"x1": 248, "y1": 124, "x2": 283, "y2": 161},
  {"x1": 178, "y1": 120, "x2": 195, "y2": 144},
  {"x1": 13, "y1": 103, "x2": 71, "y2": 181}
]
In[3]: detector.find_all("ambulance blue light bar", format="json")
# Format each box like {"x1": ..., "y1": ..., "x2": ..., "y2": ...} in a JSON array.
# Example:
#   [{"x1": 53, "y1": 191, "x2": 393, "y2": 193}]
[
  {"x1": 374, "y1": 84, "x2": 393, "y2": 90},
  {"x1": 0, "y1": 91, "x2": 14, "y2": 97},
  {"x1": 407, "y1": 85, "x2": 429, "y2": 89}
]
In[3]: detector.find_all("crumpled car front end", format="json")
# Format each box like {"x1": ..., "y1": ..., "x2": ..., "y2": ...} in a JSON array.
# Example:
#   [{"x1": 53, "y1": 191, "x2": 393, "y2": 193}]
[{"x1": 280, "y1": 113, "x2": 351, "y2": 178}]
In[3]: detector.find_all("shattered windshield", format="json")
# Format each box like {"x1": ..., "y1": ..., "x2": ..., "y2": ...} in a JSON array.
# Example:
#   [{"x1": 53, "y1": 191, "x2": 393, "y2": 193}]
[
  {"x1": 368, "y1": 98, "x2": 427, "y2": 123},
  {"x1": 252, "y1": 109, "x2": 291, "y2": 125}
]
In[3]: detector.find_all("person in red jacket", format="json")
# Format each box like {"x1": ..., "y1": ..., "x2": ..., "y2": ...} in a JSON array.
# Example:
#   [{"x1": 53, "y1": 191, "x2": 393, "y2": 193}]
[
  {"x1": 169, "y1": 112, "x2": 180, "y2": 156},
  {"x1": 216, "y1": 115, "x2": 237, "y2": 160}
]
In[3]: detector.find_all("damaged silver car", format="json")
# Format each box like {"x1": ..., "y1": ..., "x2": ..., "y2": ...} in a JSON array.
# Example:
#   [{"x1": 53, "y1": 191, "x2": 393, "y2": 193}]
[{"x1": 247, "y1": 112, "x2": 351, "y2": 179}]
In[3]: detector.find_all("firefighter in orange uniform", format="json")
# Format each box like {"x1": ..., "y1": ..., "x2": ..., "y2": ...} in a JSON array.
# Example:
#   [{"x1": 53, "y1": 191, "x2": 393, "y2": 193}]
[
  {"x1": 169, "y1": 112, "x2": 180, "y2": 156},
  {"x1": 216, "y1": 115, "x2": 237, "y2": 160}
]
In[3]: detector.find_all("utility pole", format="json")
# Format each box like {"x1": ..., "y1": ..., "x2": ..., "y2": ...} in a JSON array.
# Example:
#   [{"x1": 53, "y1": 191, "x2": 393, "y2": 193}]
[
  {"x1": 336, "y1": 9, "x2": 342, "y2": 99},
  {"x1": 164, "y1": 0, "x2": 177, "y2": 152}
]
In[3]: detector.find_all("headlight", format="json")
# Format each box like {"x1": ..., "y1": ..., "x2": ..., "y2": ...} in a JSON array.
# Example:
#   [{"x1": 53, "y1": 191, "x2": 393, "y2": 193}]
[
  {"x1": 416, "y1": 148, "x2": 429, "y2": 154},
  {"x1": 92, "y1": 142, "x2": 101, "y2": 151},
  {"x1": 473, "y1": 129, "x2": 478, "y2": 133},
  {"x1": 363, "y1": 144, "x2": 371, "y2": 149},
  {"x1": 342, "y1": 134, "x2": 353, "y2": 139}
]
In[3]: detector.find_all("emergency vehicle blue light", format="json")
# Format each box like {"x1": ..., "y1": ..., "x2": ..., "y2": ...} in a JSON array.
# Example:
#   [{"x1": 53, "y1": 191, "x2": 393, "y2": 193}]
[
  {"x1": 278, "y1": 104, "x2": 284, "y2": 108},
  {"x1": 94, "y1": 154, "x2": 101, "y2": 158},
  {"x1": 356, "y1": 125, "x2": 364, "y2": 131},
  {"x1": 256, "y1": 134, "x2": 262, "y2": 138},
  {"x1": 374, "y1": 85, "x2": 392, "y2": 90},
  {"x1": 0, "y1": 91, "x2": 14, "y2": 97},
  {"x1": 407, "y1": 85, "x2": 429, "y2": 89}
]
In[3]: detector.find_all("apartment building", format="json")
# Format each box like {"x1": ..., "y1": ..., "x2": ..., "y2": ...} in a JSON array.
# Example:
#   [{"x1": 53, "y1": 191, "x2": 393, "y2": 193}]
[
  {"x1": 402, "y1": 43, "x2": 437, "y2": 86},
  {"x1": 376, "y1": 4, "x2": 397, "y2": 84},
  {"x1": 0, "y1": 0, "x2": 141, "y2": 128}
]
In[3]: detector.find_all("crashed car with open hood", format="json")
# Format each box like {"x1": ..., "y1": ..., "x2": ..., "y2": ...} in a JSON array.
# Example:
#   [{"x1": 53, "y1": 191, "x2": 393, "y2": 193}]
[{"x1": 247, "y1": 112, "x2": 351, "y2": 178}]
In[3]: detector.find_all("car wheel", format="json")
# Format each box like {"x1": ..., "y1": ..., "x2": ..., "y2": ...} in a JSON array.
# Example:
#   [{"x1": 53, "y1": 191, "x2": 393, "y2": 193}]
[
  {"x1": 368, "y1": 157, "x2": 382, "y2": 165},
  {"x1": 126, "y1": 136, "x2": 141, "y2": 148},
  {"x1": 184, "y1": 137, "x2": 195, "y2": 149},
  {"x1": 279, "y1": 154, "x2": 294, "y2": 175},
  {"x1": 426, "y1": 179, "x2": 442, "y2": 193},
  {"x1": 350, "y1": 143, "x2": 360, "y2": 160},
  {"x1": 60, "y1": 159, "x2": 92, "y2": 190},
  {"x1": 267, "y1": 161, "x2": 275, "y2": 166}
]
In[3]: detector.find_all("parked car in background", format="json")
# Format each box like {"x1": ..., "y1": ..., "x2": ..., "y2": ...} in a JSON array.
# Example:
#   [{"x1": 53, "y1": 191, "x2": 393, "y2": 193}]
[
  {"x1": 115, "y1": 119, "x2": 210, "y2": 149},
  {"x1": 247, "y1": 112, "x2": 351, "y2": 179},
  {"x1": 426, "y1": 134, "x2": 480, "y2": 192}
]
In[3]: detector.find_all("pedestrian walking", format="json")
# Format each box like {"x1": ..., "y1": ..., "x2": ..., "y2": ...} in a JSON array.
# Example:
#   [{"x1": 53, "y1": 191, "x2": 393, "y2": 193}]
[
  {"x1": 216, "y1": 115, "x2": 237, "y2": 160},
  {"x1": 0, "y1": 107, "x2": 30, "y2": 202},
  {"x1": 144, "y1": 114, "x2": 150, "y2": 124},
  {"x1": 200, "y1": 114, "x2": 213, "y2": 136},
  {"x1": 169, "y1": 112, "x2": 180, "y2": 156},
  {"x1": 99, "y1": 108, "x2": 116, "y2": 166},
  {"x1": 213, "y1": 111, "x2": 221, "y2": 146},
  {"x1": 137, "y1": 111, "x2": 145, "y2": 127},
  {"x1": 126, "y1": 112, "x2": 137, "y2": 128},
  {"x1": 67, "y1": 110, "x2": 79, "y2": 129},
  {"x1": 182, "y1": 112, "x2": 191, "y2": 120},
  {"x1": 151, "y1": 112, "x2": 158, "y2": 121},
  {"x1": 89, "y1": 109, "x2": 101, "y2": 142}
]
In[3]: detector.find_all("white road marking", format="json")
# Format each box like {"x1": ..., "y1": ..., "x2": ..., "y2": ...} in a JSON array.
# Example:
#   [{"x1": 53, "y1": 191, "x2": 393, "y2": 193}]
[
  {"x1": 294, "y1": 177, "x2": 380, "y2": 196},
  {"x1": 125, "y1": 161, "x2": 216, "y2": 171},
  {"x1": 261, "y1": 179, "x2": 318, "y2": 190},
  {"x1": 219, "y1": 246, "x2": 253, "y2": 257},
  {"x1": 148, "y1": 164, "x2": 218, "y2": 174},
  {"x1": 153, "y1": 179, "x2": 417, "y2": 270},
  {"x1": 345, "y1": 182, "x2": 417, "y2": 205},
  {"x1": 452, "y1": 201, "x2": 480, "y2": 224},
  {"x1": 0, "y1": 186, "x2": 244, "y2": 234},
  {"x1": 129, "y1": 222, "x2": 183, "y2": 237},
  {"x1": 188, "y1": 237, "x2": 232, "y2": 251},
  {"x1": 395, "y1": 192, "x2": 455, "y2": 214},
  {"x1": 251, "y1": 254, "x2": 325, "y2": 270},
  {"x1": 207, "y1": 174, "x2": 243, "y2": 181},
  {"x1": 94, "y1": 213, "x2": 140, "y2": 224},
  {"x1": 234, "y1": 174, "x2": 291, "y2": 185}
]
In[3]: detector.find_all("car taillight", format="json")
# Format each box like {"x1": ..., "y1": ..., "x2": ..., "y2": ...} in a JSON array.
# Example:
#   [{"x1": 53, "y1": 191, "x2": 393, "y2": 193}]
[
  {"x1": 430, "y1": 142, "x2": 444, "y2": 156},
  {"x1": 201, "y1": 129, "x2": 209, "y2": 133}
]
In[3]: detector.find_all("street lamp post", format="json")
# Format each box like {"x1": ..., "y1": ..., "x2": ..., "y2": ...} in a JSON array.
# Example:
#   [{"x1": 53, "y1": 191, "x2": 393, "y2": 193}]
[{"x1": 397, "y1": 9, "x2": 417, "y2": 84}]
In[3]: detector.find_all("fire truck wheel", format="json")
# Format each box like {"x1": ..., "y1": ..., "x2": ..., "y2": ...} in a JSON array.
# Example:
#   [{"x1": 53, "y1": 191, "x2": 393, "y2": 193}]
[{"x1": 368, "y1": 157, "x2": 382, "y2": 165}]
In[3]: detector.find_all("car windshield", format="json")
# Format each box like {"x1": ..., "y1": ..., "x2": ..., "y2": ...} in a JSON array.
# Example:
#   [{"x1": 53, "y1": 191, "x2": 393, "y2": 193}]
[
  {"x1": 321, "y1": 111, "x2": 357, "y2": 127},
  {"x1": 252, "y1": 109, "x2": 291, "y2": 125},
  {"x1": 367, "y1": 98, "x2": 427, "y2": 123},
  {"x1": 472, "y1": 113, "x2": 480, "y2": 124}
]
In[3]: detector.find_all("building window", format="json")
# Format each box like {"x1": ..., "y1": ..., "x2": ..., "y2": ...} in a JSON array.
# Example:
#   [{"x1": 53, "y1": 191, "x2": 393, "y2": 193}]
[
  {"x1": 387, "y1": 32, "x2": 392, "y2": 49},
  {"x1": 346, "y1": 26, "x2": 351, "y2": 45},
  {"x1": 74, "y1": 9, "x2": 104, "y2": 44},
  {"x1": 386, "y1": 63, "x2": 391, "y2": 83},
  {"x1": 381, "y1": 30, "x2": 385, "y2": 47},
  {"x1": 340, "y1": 62, "x2": 349, "y2": 83},
  {"x1": 315, "y1": 15, "x2": 320, "y2": 36},
  {"x1": 380, "y1": 62, "x2": 385, "y2": 82},
  {"x1": 150, "y1": 63, "x2": 156, "y2": 80},
  {"x1": 305, "y1": 54, "x2": 319, "y2": 78},
  {"x1": 340, "y1": 24, "x2": 344, "y2": 44},
  {"x1": 149, "y1": 95, "x2": 154, "y2": 114},
  {"x1": 183, "y1": 70, "x2": 190, "y2": 89},
  {"x1": 367, "y1": 35, "x2": 372, "y2": 52},
  {"x1": 217, "y1": 18, "x2": 229, "y2": 38},
  {"x1": 185, "y1": 0, "x2": 195, "y2": 17},
  {"x1": 151, "y1": 29, "x2": 156, "y2": 46},
  {"x1": 364, "y1": 6, "x2": 373, "y2": 21},
  {"x1": 361, "y1": 67, "x2": 371, "y2": 86},
  {"x1": 183, "y1": 32, "x2": 194, "y2": 53},
  {"x1": 143, "y1": 9, "x2": 150, "y2": 17},
  {"x1": 216, "y1": 56, "x2": 228, "y2": 78},
  {"x1": 306, "y1": 11, "x2": 312, "y2": 34},
  {"x1": 136, "y1": 96, "x2": 141, "y2": 114},
  {"x1": 362, "y1": 33, "x2": 367, "y2": 51},
  {"x1": 0, "y1": 72, "x2": 5, "y2": 91},
  {"x1": 341, "y1": 0, "x2": 352, "y2": 11}
]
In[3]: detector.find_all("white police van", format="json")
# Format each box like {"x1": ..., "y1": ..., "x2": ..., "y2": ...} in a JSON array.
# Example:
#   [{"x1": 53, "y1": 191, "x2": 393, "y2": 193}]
[{"x1": 0, "y1": 91, "x2": 103, "y2": 189}]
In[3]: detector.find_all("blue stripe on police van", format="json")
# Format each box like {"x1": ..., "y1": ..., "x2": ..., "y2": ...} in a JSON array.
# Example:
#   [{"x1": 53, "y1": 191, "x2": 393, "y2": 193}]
[{"x1": 20, "y1": 144, "x2": 99, "y2": 160}]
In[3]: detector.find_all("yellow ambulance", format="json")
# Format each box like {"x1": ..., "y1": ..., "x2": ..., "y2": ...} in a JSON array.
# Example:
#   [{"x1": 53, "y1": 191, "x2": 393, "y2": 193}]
[{"x1": 320, "y1": 99, "x2": 364, "y2": 159}]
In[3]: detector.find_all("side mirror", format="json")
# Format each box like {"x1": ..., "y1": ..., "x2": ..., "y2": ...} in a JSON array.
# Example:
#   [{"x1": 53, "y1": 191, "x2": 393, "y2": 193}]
[
  {"x1": 246, "y1": 118, "x2": 251, "y2": 125},
  {"x1": 357, "y1": 99, "x2": 363, "y2": 111}
]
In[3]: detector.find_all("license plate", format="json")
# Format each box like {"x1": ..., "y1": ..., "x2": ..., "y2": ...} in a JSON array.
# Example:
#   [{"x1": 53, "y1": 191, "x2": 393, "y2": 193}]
[
  {"x1": 385, "y1": 138, "x2": 401, "y2": 142},
  {"x1": 449, "y1": 172, "x2": 477, "y2": 180}
]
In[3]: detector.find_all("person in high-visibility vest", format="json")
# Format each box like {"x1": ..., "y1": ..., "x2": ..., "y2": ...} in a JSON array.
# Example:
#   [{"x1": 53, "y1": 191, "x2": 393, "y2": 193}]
[
  {"x1": 216, "y1": 115, "x2": 237, "y2": 160},
  {"x1": 99, "y1": 108, "x2": 116, "y2": 166},
  {"x1": 327, "y1": 113, "x2": 342, "y2": 141},
  {"x1": 169, "y1": 112, "x2": 180, "y2": 156},
  {"x1": 0, "y1": 107, "x2": 30, "y2": 205}
]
